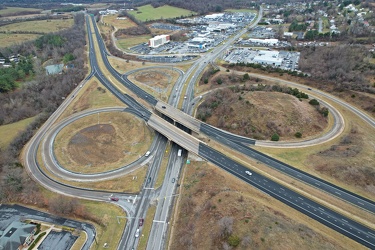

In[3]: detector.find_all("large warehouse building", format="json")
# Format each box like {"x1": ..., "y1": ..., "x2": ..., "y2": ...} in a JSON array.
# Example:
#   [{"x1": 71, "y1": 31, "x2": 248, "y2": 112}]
[
  {"x1": 148, "y1": 35, "x2": 170, "y2": 48},
  {"x1": 253, "y1": 50, "x2": 283, "y2": 66}
]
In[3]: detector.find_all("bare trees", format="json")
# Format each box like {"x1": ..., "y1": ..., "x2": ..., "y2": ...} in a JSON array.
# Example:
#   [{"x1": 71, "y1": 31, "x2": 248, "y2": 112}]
[
  {"x1": 299, "y1": 45, "x2": 374, "y2": 93},
  {"x1": 218, "y1": 217, "x2": 234, "y2": 238}
]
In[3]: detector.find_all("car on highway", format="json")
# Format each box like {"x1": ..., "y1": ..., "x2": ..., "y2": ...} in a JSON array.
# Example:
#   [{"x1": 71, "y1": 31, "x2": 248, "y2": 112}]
[
  {"x1": 145, "y1": 151, "x2": 150, "y2": 157},
  {"x1": 135, "y1": 229, "x2": 140, "y2": 238},
  {"x1": 110, "y1": 197, "x2": 119, "y2": 201},
  {"x1": 172, "y1": 178, "x2": 175, "y2": 183},
  {"x1": 139, "y1": 218, "x2": 144, "y2": 227},
  {"x1": 245, "y1": 171, "x2": 252, "y2": 176}
]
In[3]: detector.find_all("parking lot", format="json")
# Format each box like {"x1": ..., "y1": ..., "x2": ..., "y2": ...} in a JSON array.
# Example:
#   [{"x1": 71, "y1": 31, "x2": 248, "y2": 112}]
[
  {"x1": 38, "y1": 231, "x2": 78, "y2": 250},
  {"x1": 129, "y1": 11, "x2": 256, "y2": 56}
]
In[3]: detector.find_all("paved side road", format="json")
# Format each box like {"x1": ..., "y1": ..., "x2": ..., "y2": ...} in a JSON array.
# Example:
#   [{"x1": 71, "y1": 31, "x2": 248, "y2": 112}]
[{"x1": 0, "y1": 204, "x2": 95, "y2": 250}]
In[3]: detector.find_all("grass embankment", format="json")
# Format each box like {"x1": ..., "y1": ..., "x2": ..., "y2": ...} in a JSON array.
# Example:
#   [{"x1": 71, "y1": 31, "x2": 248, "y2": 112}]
[
  {"x1": 0, "y1": 116, "x2": 35, "y2": 150},
  {"x1": 170, "y1": 160, "x2": 363, "y2": 249},
  {"x1": 154, "y1": 143, "x2": 171, "y2": 188},
  {"x1": 128, "y1": 5, "x2": 196, "y2": 22},
  {"x1": 70, "y1": 231, "x2": 87, "y2": 250}
]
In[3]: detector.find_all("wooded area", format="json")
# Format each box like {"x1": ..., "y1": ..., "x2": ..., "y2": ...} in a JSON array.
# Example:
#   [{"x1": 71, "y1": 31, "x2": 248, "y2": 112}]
[
  {"x1": 299, "y1": 45, "x2": 375, "y2": 93},
  {"x1": 0, "y1": 13, "x2": 87, "y2": 204}
]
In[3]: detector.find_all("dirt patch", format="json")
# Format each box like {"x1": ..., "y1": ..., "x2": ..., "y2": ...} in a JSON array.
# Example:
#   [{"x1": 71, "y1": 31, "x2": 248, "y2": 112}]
[
  {"x1": 197, "y1": 89, "x2": 327, "y2": 140},
  {"x1": 68, "y1": 124, "x2": 122, "y2": 165},
  {"x1": 55, "y1": 112, "x2": 152, "y2": 174},
  {"x1": 133, "y1": 70, "x2": 172, "y2": 92},
  {"x1": 171, "y1": 161, "x2": 359, "y2": 250}
]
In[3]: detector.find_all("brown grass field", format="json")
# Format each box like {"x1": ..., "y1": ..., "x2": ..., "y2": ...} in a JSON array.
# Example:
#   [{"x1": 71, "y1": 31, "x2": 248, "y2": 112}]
[
  {"x1": 0, "y1": 7, "x2": 41, "y2": 16},
  {"x1": 102, "y1": 14, "x2": 137, "y2": 30},
  {"x1": 0, "y1": 19, "x2": 74, "y2": 33},
  {"x1": 0, "y1": 33, "x2": 40, "y2": 48},
  {"x1": 170, "y1": 161, "x2": 364, "y2": 249}
]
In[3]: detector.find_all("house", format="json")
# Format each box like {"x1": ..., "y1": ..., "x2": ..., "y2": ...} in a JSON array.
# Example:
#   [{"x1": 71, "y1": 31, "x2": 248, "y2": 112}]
[
  {"x1": 45, "y1": 64, "x2": 64, "y2": 75},
  {"x1": 0, "y1": 221, "x2": 36, "y2": 250}
]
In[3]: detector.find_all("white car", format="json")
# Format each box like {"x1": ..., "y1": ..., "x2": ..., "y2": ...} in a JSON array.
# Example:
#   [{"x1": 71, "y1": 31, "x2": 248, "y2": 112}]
[
  {"x1": 245, "y1": 171, "x2": 252, "y2": 176},
  {"x1": 135, "y1": 229, "x2": 140, "y2": 238}
]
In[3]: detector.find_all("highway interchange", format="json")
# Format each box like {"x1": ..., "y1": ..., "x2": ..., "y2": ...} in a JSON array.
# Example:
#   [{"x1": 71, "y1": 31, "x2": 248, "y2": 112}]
[{"x1": 22, "y1": 8, "x2": 375, "y2": 250}]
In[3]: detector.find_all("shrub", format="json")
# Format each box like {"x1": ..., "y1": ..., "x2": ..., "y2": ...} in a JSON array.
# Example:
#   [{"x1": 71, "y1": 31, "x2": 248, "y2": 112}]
[
  {"x1": 28, "y1": 232, "x2": 46, "y2": 250},
  {"x1": 217, "y1": 78, "x2": 223, "y2": 84},
  {"x1": 309, "y1": 99, "x2": 319, "y2": 105},
  {"x1": 295, "y1": 132, "x2": 302, "y2": 138},
  {"x1": 228, "y1": 235, "x2": 241, "y2": 247},
  {"x1": 204, "y1": 78, "x2": 208, "y2": 84},
  {"x1": 271, "y1": 133, "x2": 280, "y2": 141}
]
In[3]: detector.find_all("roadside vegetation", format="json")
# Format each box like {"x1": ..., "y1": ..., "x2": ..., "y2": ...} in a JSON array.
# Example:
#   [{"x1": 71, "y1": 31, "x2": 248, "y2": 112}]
[{"x1": 171, "y1": 161, "x2": 360, "y2": 249}]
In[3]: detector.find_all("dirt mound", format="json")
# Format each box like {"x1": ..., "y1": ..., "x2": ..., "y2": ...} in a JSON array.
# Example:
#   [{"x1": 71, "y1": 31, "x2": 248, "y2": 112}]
[
  {"x1": 197, "y1": 90, "x2": 328, "y2": 140},
  {"x1": 68, "y1": 124, "x2": 124, "y2": 166}
]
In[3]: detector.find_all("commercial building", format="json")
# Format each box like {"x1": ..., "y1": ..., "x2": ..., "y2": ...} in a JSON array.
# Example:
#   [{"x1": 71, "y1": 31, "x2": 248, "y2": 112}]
[
  {"x1": 248, "y1": 38, "x2": 279, "y2": 45},
  {"x1": 0, "y1": 221, "x2": 36, "y2": 250},
  {"x1": 148, "y1": 35, "x2": 170, "y2": 48},
  {"x1": 253, "y1": 50, "x2": 283, "y2": 66}
]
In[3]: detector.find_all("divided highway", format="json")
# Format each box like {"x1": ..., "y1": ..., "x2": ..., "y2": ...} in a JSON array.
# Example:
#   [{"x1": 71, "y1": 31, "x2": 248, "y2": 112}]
[{"x1": 87, "y1": 12, "x2": 375, "y2": 248}]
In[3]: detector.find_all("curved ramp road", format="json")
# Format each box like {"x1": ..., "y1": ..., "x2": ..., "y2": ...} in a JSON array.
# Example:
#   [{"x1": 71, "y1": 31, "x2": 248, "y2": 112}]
[{"x1": 42, "y1": 107, "x2": 157, "y2": 182}]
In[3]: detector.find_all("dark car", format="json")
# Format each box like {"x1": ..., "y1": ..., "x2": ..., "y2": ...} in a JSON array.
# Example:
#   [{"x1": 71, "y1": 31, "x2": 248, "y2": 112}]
[
  {"x1": 110, "y1": 197, "x2": 119, "y2": 201},
  {"x1": 162, "y1": 106, "x2": 166, "y2": 109},
  {"x1": 139, "y1": 218, "x2": 144, "y2": 227}
]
